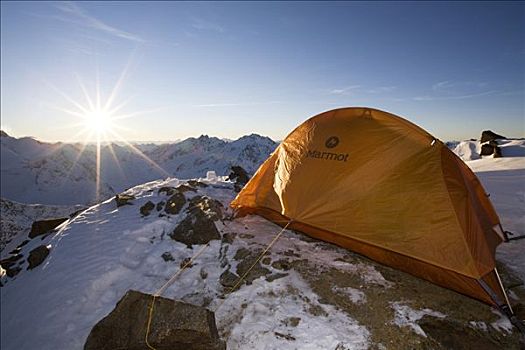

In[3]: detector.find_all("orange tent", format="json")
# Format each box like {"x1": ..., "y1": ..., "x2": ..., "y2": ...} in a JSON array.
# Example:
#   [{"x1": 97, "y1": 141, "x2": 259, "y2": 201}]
[{"x1": 231, "y1": 107, "x2": 514, "y2": 314}]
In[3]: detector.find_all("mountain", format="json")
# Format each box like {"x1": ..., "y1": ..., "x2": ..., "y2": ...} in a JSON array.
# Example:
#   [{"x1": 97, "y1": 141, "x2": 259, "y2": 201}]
[
  {"x1": 0, "y1": 133, "x2": 278, "y2": 205},
  {"x1": 1, "y1": 159, "x2": 524, "y2": 349},
  {"x1": 0, "y1": 198, "x2": 84, "y2": 251}
]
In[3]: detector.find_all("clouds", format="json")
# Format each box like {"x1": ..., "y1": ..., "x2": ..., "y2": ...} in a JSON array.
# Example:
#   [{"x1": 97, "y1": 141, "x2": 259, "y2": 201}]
[{"x1": 53, "y1": 2, "x2": 145, "y2": 43}]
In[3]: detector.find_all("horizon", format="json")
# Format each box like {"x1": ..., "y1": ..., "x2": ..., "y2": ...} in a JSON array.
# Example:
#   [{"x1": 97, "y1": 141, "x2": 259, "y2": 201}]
[{"x1": 1, "y1": 1, "x2": 524, "y2": 143}]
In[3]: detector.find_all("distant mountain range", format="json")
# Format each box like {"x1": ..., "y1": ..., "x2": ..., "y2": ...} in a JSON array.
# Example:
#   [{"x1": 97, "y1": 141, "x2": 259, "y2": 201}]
[{"x1": 0, "y1": 131, "x2": 277, "y2": 205}]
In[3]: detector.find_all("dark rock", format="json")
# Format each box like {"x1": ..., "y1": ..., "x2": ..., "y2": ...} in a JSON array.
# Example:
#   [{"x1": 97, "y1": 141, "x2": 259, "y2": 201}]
[
  {"x1": 18, "y1": 240, "x2": 30, "y2": 248},
  {"x1": 221, "y1": 232, "x2": 235, "y2": 244},
  {"x1": 69, "y1": 208, "x2": 87, "y2": 218},
  {"x1": 481, "y1": 144, "x2": 495, "y2": 156},
  {"x1": 187, "y1": 180, "x2": 208, "y2": 188},
  {"x1": 219, "y1": 270, "x2": 239, "y2": 288},
  {"x1": 188, "y1": 196, "x2": 224, "y2": 221},
  {"x1": 165, "y1": 193, "x2": 186, "y2": 215},
  {"x1": 179, "y1": 257, "x2": 193, "y2": 269},
  {"x1": 228, "y1": 166, "x2": 250, "y2": 192},
  {"x1": 200, "y1": 268, "x2": 208, "y2": 280},
  {"x1": 283, "y1": 317, "x2": 301, "y2": 327},
  {"x1": 274, "y1": 332, "x2": 296, "y2": 341},
  {"x1": 481, "y1": 130, "x2": 506, "y2": 143},
  {"x1": 0, "y1": 254, "x2": 23, "y2": 267},
  {"x1": 266, "y1": 273, "x2": 289, "y2": 282},
  {"x1": 158, "y1": 186, "x2": 176, "y2": 196},
  {"x1": 161, "y1": 252, "x2": 174, "y2": 262},
  {"x1": 140, "y1": 201, "x2": 155, "y2": 216},
  {"x1": 115, "y1": 194, "x2": 135, "y2": 207},
  {"x1": 235, "y1": 249, "x2": 271, "y2": 284},
  {"x1": 6, "y1": 266, "x2": 21, "y2": 278},
  {"x1": 170, "y1": 209, "x2": 220, "y2": 247},
  {"x1": 84, "y1": 290, "x2": 225, "y2": 350},
  {"x1": 176, "y1": 184, "x2": 197, "y2": 193},
  {"x1": 156, "y1": 201, "x2": 165, "y2": 211},
  {"x1": 27, "y1": 245, "x2": 50, "y2": 270},
  {"x1": 480, "y1": 141, "x2": 503, "y2": 158},
  {"x1": 271, "y1": 259, "x2": 291, "y2": 271},
  {"x1": 29, "y1": 218, "x2": 68, "y2": 238}
]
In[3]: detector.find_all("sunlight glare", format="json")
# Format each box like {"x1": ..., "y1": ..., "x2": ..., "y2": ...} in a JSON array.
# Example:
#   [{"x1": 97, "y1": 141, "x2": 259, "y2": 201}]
[{"x1": 85, "y1": 109, "x2": 113, "y2": 134}]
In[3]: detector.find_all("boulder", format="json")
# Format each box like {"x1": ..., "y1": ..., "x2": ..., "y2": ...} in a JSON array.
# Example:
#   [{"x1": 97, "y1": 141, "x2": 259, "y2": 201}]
[
  {"x1": 27, "y1": 245, "x2": 50, "y2": 270},
  {"x1": 29, "y1": 218, "x2": 68, "y2": 238},
  {"x1": 176, "y1": 184, "x2": 197, "y2": 193},
  {"x1": 228, "y1": 166, "x2": 250, "y2": 192},
  {"x1": 480, "y1": 130, "x2": 506, "y2": 143},
  {"x1": 84, "y1": 290, "x2": 225, "y2": 350},
  {"x1": 115, "y1": 194, "x2": 135, "y2": 207},
  {"x1": 187, "y1": 180, "x2": 208, "y2": 188},
  {"x1": 480, "y1": 141, "x2": 503, "y2": 157},
  {"x1": 170, "y1": 209, "x2": 220, "y2": 247},
  {"x1": 140, "y1": 201, "x2": 155, "y2": 216},
  {"x1": 158, "y1": 186, "x2": 177, "y2": 196},
  {"x1": 188, "y1": 196, "x2": 224, "y2": 221},
  {"x1": 165, "y1": 192, "x2": 186, "y2": 215}
]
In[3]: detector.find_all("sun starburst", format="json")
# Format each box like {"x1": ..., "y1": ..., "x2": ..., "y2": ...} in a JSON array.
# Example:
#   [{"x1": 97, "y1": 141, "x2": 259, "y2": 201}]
[{"x1": 48, "y1": 67, "x2": 170, "y2": 203}]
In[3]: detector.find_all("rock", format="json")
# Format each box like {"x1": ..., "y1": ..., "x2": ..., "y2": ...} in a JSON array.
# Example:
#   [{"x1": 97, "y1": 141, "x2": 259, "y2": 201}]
[
  {"x1": 165, "y1": 192, "x2": 186, "y2": 215},
  {"x1": 481, "y1": 130, "x2": 506, "y2": 143},
  {"x1": 28, "y1": 218, "x2": 68, "y2": 238},
  {"x1": 228, "y1": 166, "x2": 250, "y2": 192},
  {"x1": 0, "y1": 254, "x2": 24, "y2": 277},
  {"x1": 156, "y1": 201, "x2": 165, "y2": 211},
  {"x1": 481, "y1": 143, "x2": 495, "y2": 156},
  {"x1": 219, "y1": 270, "x2": 239, "y2": 288},
  {"x1": 84, "y1": 290, "x2": 225, "y2": 350},
  {"x1": 221, "y1": 232, "x2": 235, "y2": 244},
  {"x1": 140, "y1": 201, "x2": 155, "y2": 216},
  {"x1": 176, "y1": 184, "x2": 197, "y2": 193},
  {"x1": 480, "y1": 141, "x2": 503, "y2": 157},
  {"x1": 115, "y1": 194, "x2": 135, "y2": 207},
  {"x1": 158, "y1": 186, "x2": 176, "y2": 196},
  {"x1": 161, "y1": 252, "x2": 174, "y2": 262},
  {"x1": 187, "y1": 180, "x2": 208, "y2": 188},
  {"x1": 188, "y1": 196, "x2": 224, "y2": 221},
  {"x1": 234, "y1": 249, "x2": 271, "y2": 284},
  {"x1": 271, "y1": 259, "x2": 291, "y2": 271},
  {"x1": 170, "y1": 209, "x2": 220, "y2": 247},
  {"x1": 266, "y1": 273, "x2": 289, "y2": 282},
  {"x1": 27, "y1": 245, "x2": 50, "y2": 270},
  {"x1": 179, "y1": 257, "x2": 193, "y2": 269}
]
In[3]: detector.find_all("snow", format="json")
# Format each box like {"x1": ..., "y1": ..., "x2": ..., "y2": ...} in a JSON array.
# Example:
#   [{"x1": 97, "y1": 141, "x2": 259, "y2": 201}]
[
  {"x1": 390, "y1": 302, "x2": 446, "y2": 337},
  {"x1": 490, "y1": 309, "x2": 513, "y2": 334},
  {"x1": 219, "y1": 272, "x2": 369, "y2": 350},
  {"x1": 463, "y1": 156, "x2": 525, "y2": 282},
  {"x1": 1, "y1": 133, "x2": 277, "y2": 205},
  {"x1": 332, "y1": 286, "x2": 366, "y2": 304}
]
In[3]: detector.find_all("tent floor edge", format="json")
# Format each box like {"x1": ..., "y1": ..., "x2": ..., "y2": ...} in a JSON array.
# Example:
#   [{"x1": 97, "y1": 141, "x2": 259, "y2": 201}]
[{"x1": 240, "y1": 206, "x2": 505, "y2": 306}]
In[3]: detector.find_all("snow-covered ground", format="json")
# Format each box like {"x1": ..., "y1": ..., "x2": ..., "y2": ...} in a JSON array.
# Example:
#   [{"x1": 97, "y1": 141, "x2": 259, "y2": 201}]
[{"x1": 1, "y1": 139, "x2": 524, "y2": 349}]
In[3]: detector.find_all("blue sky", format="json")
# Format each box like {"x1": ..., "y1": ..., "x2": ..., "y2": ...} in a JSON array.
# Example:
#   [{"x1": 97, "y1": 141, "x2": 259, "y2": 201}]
[{"x1": 1, "y1": 1, "x2": 524, "y2": 142}]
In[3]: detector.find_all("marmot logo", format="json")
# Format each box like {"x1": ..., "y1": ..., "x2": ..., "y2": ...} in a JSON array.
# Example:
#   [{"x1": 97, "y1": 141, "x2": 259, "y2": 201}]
[{"x1": 325, "y1": 136, "x2": 339, "y2": 148}]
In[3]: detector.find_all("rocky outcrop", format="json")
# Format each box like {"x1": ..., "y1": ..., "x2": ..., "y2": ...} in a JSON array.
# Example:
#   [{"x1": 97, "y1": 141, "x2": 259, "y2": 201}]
[
  {"x1": 84, "y1": 290, "x2": 225, "y2": 350},
  {"x1": 139, "y1": 201, "x2": 155, "y2": 216},
  {"x1": 481, "y1": 130, "x2": 506, "y2": 143},
  {"x1": 27, "y1": 245, "x2": 50, "y2": 270},
  {"x1": 480, "y1": 140, "x2": 502, "y2": 158},
  {"x1": 187, "y1": 196, "x2": 224, "y2": 221},
  {"x1": 170, "y1": 209, "x2": 220, "y2": 247},
  {"x1": 228, "y1": 166, "x2": 250, "y2": 192},
  {"x1": 28, "y1": 218, "x2": 68, "y2": 239},
  {"x1": 115, "y1": 194, "x2": 135, "y2": 207},
  {"x1": 164, "y1": 192, "x2": 186, "y2": 215}
]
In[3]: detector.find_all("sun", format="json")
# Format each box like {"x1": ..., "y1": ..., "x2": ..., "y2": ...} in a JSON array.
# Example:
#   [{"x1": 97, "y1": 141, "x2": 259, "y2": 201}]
[{"x1": 84, "y1": 109, "x2": 113, "y2": 135}]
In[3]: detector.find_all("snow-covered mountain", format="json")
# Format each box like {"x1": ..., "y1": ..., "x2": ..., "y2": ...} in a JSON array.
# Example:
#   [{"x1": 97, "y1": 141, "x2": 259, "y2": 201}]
[
  {"x1": 450, "y1": 138, "x2": 525, "y2": 161},
  {"x1": 0, "y1": 132, "x2": 277, "y2": 205},
  {"x1": 1, "y1": 156, "x2": 524, "y2": 349},
  {"x1": 0, "y1": 198, "x2": 84, "y2": 251}
]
